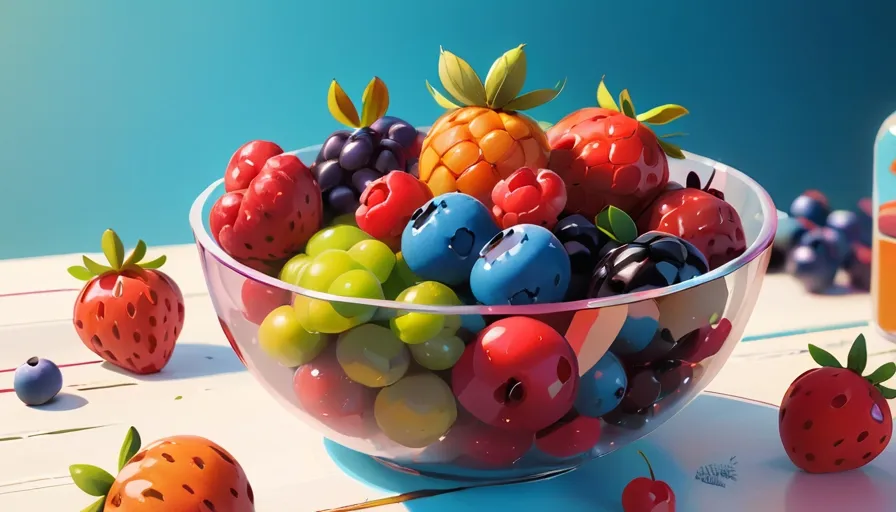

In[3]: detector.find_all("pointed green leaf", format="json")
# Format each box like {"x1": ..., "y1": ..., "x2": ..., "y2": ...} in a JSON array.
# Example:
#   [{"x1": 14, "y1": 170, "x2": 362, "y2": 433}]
[
  {"x1": 81, "y1": 497, "x2": 106, "y2": 512},
  {"x1": 101, "y1": 230, "x2": 125, "y2": 270},
  {"x1": 619, "y1": 89, "x2": 636, "y2": 118},
  {"x1": 68, "y1": 265, "x2": 95, "y2": 281},
  {"x1": 847, "y1": 334, "x2": 868, "y2": 374},
  {"x1": 83, "y1": 256, "x2": 113, "y2": 276},
  {"x1": 426, "y1": 80, "x2": 461, "y2": 110},
  {"x1": 484, "y1": 45, "x2": 527, "y2": 109},
  {"x1": 502, "y1": 78, "x2": 566, "y2": 112},
  {"x1": 595, "y1": 208, "x2": 622, "y2": 243},
  {"x1": 596, "y1": 77, "x2": 619, "y2": 111},
  {"x1": 117, "y1": 426, "x2": 142, "y2": 471},
  {"x1": 636, "y1": 104, "x2": 689, "y2": 125},
  {"x1": 439, "y1": 47, "x2": 487, "y2": 107},
  {"x1": 866, "y1": 362, "x2": 896, "y2": 385},
  {"x1": 139, "y1": 255, "x2": 166, "y2": 270},
  {"x1": 69, "y1": 464, "x2": 114, "y2": 497},
  {"x1": 807, "y1": 344, "x2": 842, "y2": 368},
  {"x1": 657, "y1": 138, "x2": 686, "y2": 159},
  {"x1": 537, "y1": 120, "x2": 554, "y2": 131},
  {"x1": 607, "y1": 206, "x2": 638, "y2": 244},
  {"x1": 122, "y1": 240, "x2": 147, "y2": 268},
  {"x1": 877, "y1": 384, "x2": 896, "y2": 400},
  {"x1": 596, "y1": 226, "x2": 619, "y2": 243}
]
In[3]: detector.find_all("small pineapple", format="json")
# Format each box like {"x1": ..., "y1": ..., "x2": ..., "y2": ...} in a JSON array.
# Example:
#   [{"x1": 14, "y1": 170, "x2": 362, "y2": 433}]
[{"x1": 419, "y1": 45, "x2": 565, "y2": 206}]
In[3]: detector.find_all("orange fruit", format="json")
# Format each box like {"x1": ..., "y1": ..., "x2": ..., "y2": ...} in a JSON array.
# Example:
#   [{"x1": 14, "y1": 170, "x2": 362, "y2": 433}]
[{"x1": 419, "y1": 45, "x2": 565, "y2": 206}]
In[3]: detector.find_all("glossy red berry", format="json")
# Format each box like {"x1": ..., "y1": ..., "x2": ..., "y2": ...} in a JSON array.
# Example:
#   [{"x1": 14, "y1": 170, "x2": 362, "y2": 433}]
[
  {"x1": 356, "y1": 171, "x2": 433, "y2": 249},
  {"x1": 240, "y1": 279, "x2": 290, "y2": 325},
  {"x1": 293, "y1": 348, "x2": 375, "y2": 438},
  {"x1": 452, "y1": 316, "x2": 580, "y2": 432},
  {"x1": 224, "y1": 140, "x2": 284, "y2": 192},
  {"x1": 535, "y1": 411, "x2": 601, "y2": 458},
  {"x1": 490, "y1": 167, "x2": 567, "y2": 230},
  {"x1": 622, "y1": 451, "x2": 676, "y2": 512}
]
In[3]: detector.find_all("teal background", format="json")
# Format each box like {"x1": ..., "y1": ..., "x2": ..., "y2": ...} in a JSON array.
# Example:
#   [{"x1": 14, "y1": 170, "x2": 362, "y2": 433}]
[{"x1": 2, "y1": 0, "x2": 896, "y2": 259}]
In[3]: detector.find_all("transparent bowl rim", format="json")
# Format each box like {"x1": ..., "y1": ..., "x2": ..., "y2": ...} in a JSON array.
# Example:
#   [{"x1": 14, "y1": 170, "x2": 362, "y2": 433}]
[{"x1": 189, "y1": 146, "x2": 777, "y2": 316}]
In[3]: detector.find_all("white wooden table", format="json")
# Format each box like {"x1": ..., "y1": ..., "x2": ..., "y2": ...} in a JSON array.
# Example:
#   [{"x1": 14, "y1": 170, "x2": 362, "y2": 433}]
[{"x1": 1, "y1": 246, "x2": 892, "y2": 511}]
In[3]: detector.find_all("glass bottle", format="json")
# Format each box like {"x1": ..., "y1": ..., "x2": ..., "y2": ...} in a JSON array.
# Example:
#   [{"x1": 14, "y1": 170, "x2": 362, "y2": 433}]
[{"x1": 872, "y1": 111, "x2": 896, "y2": 340}]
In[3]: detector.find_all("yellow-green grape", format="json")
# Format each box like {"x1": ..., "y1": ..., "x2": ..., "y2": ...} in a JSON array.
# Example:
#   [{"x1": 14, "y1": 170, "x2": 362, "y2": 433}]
[
  {"x1": 306, "y1": 225, "x2": 371, "y2": 257},
  {"x1": 390, "y1": 281, "x2": 462, "y2": 344},
  {"x1": 374, "y1": 373, "x2": 458, "y2": 448},
  {"x1": 331, "y1": 213, "x2": 359, "y2": 227},
  {"x1": 409, "y1": 334, "x2": 465, "y2": 371},
  {"x1": 336, "y1": 324, "x2": 409, "y2": 387},
  {"x1": 298, "y1": 250, "x2": 363, "y2": 291},
  {"x1": 328, "y1": 268, "x2": 384, "y2": 318},
  {"x1": 347, "y1": 239, "x2": 396, "y2": 283},
  {"x1": 279, "y1": 253, "x2": 311, "y2": 285},
  {"x1": 258, "y1": 305, "x2": 327, "y2": 366},
  {"x1": 294, "y1": 295, "x2": 364, "y2": 334},
  {"x1": 382, "y1": 251, "x2": 421, "y2": 300}
]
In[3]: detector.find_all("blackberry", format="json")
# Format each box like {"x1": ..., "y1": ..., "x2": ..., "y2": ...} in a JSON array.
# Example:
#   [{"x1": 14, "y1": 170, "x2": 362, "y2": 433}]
[{"x1": 552, "y1": 214, "x2": 618, "y2": 300}]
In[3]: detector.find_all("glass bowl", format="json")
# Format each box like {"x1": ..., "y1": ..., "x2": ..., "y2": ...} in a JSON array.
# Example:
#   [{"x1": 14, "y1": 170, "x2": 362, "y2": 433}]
[{"x1": 189, "y1": 145, "x2": 776, "y2": 480}]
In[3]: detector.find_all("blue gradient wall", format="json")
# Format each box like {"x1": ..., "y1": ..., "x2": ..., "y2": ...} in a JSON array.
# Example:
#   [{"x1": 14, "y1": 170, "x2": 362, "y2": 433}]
[{"x1": 2, "y1": 0, "x2": 894, "y2": 259}]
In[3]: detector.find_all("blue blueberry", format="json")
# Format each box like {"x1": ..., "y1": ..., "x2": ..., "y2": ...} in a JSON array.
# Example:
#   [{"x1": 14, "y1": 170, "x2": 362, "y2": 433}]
[
  {"x1": 827, "y1": 209, "x2": 872, "y2": 247},
  {"x1": 786, "y1": 245, "x2": 838, "y2": 294},
  {"x1": 799, "y1": 227, "x2": 852, "y2": 268},
  {"x1": 470, "y1": 224, "x2": 571, "y2": 305},
  {"x1": 575, "y1": 352, "x2": 627, "y2": 418},
  {"x1": 789, "y1": 194, "x2": 830, "y2": 226},
  {"x1": 611, "y1": 304, "x2": 661, "y2": 355},
  {"x1": 401, "y1": 193, "x2": 500, "y2": 286},
  {"x1": 14, "y1": 357, "x2": 63, "y2": 406}
]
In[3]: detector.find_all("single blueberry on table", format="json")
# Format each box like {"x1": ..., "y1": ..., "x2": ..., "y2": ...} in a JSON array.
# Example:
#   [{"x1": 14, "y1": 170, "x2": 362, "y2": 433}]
[{"x1": 14, "y1": 357, "x2": 63, "y2": 406}]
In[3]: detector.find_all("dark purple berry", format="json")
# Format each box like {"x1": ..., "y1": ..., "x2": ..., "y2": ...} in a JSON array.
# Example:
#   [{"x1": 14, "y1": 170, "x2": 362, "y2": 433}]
[
  {"x1": 328, "y1": 186, "x2": 359, "y2": 215},
  {"x1": 827, "y1": 209, "x2": 872, "y2": 247},
  {"x1": 799, "y1": 227, "x2": 851, "y2": 267},
  {"x1": 846, "y1": 244, "x2": 871, "y2": 291},
  {"x1": 339, "y1": 130, "x2": 376, "y2": 171},
  {"x1": 350, "y1": 168, "x2": 381, "y2": 194},
  {"x1": 312, "y1": 160, "x2": 344, "y2": 192},
  {"x1": 320, "y1": 131, "x2": 351, "y2": 162},
  {"x1": 790, "y1": 194, "x2": 830, "y2": 226},
  {"x1": 619, "y1": 367, "x2": 662, "y2": 412},
  {"x1": 388, "y1": 122, "x2": 419, "y2": 149},
  {"x1": 786, "y1": 245, "x2": 837, "y2": 294},
  {"x1": 652, "y1": 359, "x2": 693, "y2": 400},
  {"x1": 375, "y1": 138, "x2": 405, "y2": 173}
]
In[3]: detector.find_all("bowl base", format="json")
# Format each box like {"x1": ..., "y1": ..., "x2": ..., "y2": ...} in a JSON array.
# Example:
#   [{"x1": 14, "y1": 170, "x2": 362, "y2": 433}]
[{"x1": 372, "y1": 456, "x2": 582, "y2": 483}]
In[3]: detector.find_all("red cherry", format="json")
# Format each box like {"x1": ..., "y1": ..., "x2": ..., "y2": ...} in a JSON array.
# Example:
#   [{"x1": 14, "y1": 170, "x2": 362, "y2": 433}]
[
  {"x1": 293, "y1": 349, "x2": 375, "y2": 438},
  {"x1": 622, "y1": 451, "x2": 676, "y2": 512},
  {"x1": 535, "y1": 411, "x2": 601, "y2": 458},
  {"x1": 460, "y1": 421, "x2": 534, "y2": 467},
  {"x1": 224, "y1": 140, "x2": 284, "y2": 192},
  {"x1": 240, "y1": 279, "x2": 290, "y2": 325},
  {"x1": 451, "y1": 317, "x2": 580, "y2": 432},
  {"x1": 356, "y1": 171, "x2": 433, "y2": 243},
  {"x1": 491, "y1": 167, "x2": 567, "y2": 229}
]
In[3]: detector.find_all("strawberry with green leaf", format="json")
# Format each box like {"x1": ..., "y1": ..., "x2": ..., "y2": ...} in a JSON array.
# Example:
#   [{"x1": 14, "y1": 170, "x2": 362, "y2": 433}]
[
  {"x1": 779, "y1": 334, "x2": 895, "y2": 473},
  {"x1": 547, "y1": 77, "x2": 688, "y2": 219},
  {"x1": 68, "y1": 230, "x2": 184, "y2": 375}
]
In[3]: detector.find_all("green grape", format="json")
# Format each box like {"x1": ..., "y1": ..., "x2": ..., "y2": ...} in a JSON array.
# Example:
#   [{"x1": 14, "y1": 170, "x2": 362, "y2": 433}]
[
  {"x1": 328, "y1": 268, "x2": 384, "y2": 318},
  {"x1": 336, "y1": 324, "x2": 409, "y2": 387},
  {"x1": 294, "y1": 295, "x2": 368, "y2": 335},
  {"x1": 306, "y1": 225, "x2": 371, "y2": 257},
  {"x1": 409, "y1": 334, "x2": 465, "y2": 371},
  {"x1": 297, "y1": 250, "x2": 363, "y2": 292},
  {"x1": 374, "y1": 373, "x2": 457, "y2": 448},
  {"x1": 390, "y1": 282, "x2": 462, "y2": 344},
  {"x1": 382, "y1": 252, "x2": 421, "y2": 300},
  {"x1": 347, "y1": 239, "x2": 396, "y2": 283},
  {"x1": 258, "y1": 305, "x2": 327, "y2": 366},
  {"x1": 279, "y1": 253, "x2": 311, "y2": 285},
  {"x1": 330, "y1": 213, "x2": 359, "y2": 227}
]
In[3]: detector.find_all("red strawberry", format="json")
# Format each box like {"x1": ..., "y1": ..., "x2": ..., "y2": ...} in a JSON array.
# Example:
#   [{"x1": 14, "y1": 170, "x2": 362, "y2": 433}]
[
  {"x1": 779, "y1": 334, "x2": 895, "y2": 474},
  {"x1": 547, "y1": 78, "x2": 688, "y2": 219},
  {"x1": 68, "y1": 230, "x2": 185, "y2": 375},
  {"x1": 224, "y1": 140, "x2": 285, "y2": 192},
  {"x1": 209, "y1": 153, "x2": 323, "y2": 268},
  {"x1": 638, "y1": 170, "x2": 746, "y2": 270}
]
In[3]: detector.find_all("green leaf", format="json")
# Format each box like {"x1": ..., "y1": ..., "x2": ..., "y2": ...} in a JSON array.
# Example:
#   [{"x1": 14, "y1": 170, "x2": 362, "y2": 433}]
[
  {"x1": 426, "y1": 80, "x2": 461, "y2": 110},
  {"x1": 359, "y1": 76, "x2": 390, "y2": 127},
  {"x1": 660, "y1": 132, "x2": 689, "y2": 139},
  {"x1": 596, "y1": 225, "x2": 618, "y2": 243},
  {"x1": 877, "y1": 384, "x2": 896, "y2": 399},
  {"x1": 502, "y1": 78, "x2": 566, "y2": 112},
  {"x1": 81, "y1": 497, "x2": 106, "y2": 512},
  {"x1": 68, "y1": 265, "x2": 94, "y2": 281},
  {"x1": 847, "y1": 334, "x2": 868, "y2": 374},
  {"x1": 122, "y1": 240, "x2": 147, "y2": 268},
  {"x1": 174, "y1": 395, "x2": 183, "y2": 400},
  {"x1": 438, "y1": 47, "x2": 487, "y2": 107},
  {"x1": 596, "y1": 77, "x2": 619, "y2": 111},
  {"x1": 808, "y1": 344, "x2": 842, "y2": 368},
  {"x1": 327, "y1": 79, "x2": 361, "y2": 129},
  {"x1": 139, "y1": 255, "x2": 166, "y2": 270},
  {"x1": 619, "y1": 89, "x2": 636, "y2": 118},
  {"x1": 69, "y1": 464, "x2": 114, "y2": 497},
  {"x1": 101, "y1": 230, "x2": 125, "y2": 270},
  {"x1": 657, "y1": 138, "x2": 685, "y2": 159},
  {"x1": 635, "y1": 104, "x2": 689, "y2": 125},
  {"x1": 484, "y1": 44, "x2": 527, "y2": 109},
  {"x1": 83, "y1": 256, "x2": 112, "y2": 276},
  {"x1": 117, "y1": 426, "x2": 141, "y2": 471},
  {"x1": 866, "y1": 362, "x2": 896, "y2": 385},
  {"x1": 607, "y1": 206, "x2": 638, "y2": 244}
]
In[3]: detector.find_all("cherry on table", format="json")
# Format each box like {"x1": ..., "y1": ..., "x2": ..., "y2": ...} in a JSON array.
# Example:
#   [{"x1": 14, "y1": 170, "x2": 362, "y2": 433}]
[{"x1": 622, "y1": 450, "x2": 676, "y2": 512}]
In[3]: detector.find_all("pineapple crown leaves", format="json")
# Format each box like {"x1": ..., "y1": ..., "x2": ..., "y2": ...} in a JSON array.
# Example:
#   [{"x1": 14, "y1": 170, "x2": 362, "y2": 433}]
[
  {"x1": 597, "y1": 76, "x2": 689, "y2": 160},
  {"x1": 327, "y1": 76, "x2": 390, "y2": 129},
  {"x1": 426, "y1": 45, "x2": 566, "y2": 112},
  {"x1": 595, "y1": 205, "x2": 638, "y2": 244},
  {"x1": 808, "y1": 334, "x2": 896, "y2": 399},
  {"x1": 69, "y1": 427, "x2": 142, "y2": 511},
  {"x1": 67, "y1": 229, "x2": 167, "y2": 281}
]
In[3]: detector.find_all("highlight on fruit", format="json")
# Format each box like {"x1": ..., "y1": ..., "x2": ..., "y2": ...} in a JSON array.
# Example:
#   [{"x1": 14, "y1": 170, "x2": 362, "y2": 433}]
[{"x1": 67, "y1": 229, "x2": 167, "y2": 280}]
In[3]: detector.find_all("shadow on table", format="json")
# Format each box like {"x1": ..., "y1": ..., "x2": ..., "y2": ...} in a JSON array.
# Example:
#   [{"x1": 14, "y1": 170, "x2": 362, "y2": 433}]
[
  {"x1": 102, "y1": 342, "x2": 245, "y2": 381},
  {"x1": 29, "y1": 392, "x2": 88, "y2": 411},
  {"x1": 323, "y1": 438, "x2": 687, "y2": 512}
]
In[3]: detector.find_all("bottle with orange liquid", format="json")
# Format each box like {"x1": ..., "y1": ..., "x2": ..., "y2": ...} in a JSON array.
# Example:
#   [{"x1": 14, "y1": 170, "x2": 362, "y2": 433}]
[{"x1": 873, "y1": 112, "x2": 896, "y2": 340}]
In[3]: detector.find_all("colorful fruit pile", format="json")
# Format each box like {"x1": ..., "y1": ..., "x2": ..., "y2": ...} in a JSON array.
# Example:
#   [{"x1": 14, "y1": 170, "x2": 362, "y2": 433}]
[
  {"x1": 206, "y1": 45, "x2": 749, "y2": 463},
  {"x1": 770, "y1": 190, "x2": 872, "y2": 293}
]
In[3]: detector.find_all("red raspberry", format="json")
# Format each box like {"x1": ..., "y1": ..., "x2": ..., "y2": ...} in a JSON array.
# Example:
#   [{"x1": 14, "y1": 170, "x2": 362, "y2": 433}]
[
  {"x1": 356, "y1": 171, "x2": 433, "y2": 249},
  {"x1": 491, "y1": 167, "x2": 567, "y2": 229}
]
